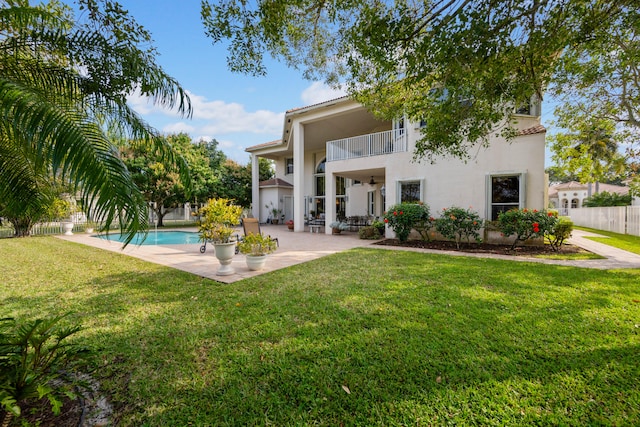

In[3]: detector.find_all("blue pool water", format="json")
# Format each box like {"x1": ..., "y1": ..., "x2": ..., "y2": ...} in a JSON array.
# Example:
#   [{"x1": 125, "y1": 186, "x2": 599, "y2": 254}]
[{"x1": 95, "y1": 231, "x2": 201, "y2": 245}]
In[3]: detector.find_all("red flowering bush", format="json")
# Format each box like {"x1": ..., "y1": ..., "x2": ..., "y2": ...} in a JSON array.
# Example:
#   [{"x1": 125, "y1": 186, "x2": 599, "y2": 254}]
[
  {"x1": 497, "y1": 208, "x2": 558, "y2": 250},
  {"x1": 383, "y1": 203, "x2": 431, "y2": 242},
  {"x1": 434, "y1": 206, "x2": 483, "y2": 249}
]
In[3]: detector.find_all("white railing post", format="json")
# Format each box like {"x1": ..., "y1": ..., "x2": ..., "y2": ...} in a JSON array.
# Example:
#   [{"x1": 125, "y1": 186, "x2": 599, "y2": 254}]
[{"x1": 327, "y1": 129, "x2": 408, "y2": 161}]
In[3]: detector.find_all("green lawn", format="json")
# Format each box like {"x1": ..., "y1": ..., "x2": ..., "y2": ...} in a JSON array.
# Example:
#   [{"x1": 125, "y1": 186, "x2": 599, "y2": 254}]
[
  {"x1": 576, "y1": 226, "x2": 640, "y2": 255},
  {"x1": 1, "y1": 237, "x2": 639, "y2": 426}
]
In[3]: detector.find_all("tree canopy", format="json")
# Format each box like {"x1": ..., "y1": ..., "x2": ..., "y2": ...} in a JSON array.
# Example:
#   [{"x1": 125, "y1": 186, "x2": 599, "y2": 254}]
[
  {"x1": 0, "y1": 0, "x2": 191, "y2": 242},
  {"x1": 548, "y1": 112, "x2": 631, "y2": 185},
  {"x1": 120, "y1": 133, "x2": 220, "y2": 226},
  {"x1": 202, "y1": 0, "x2": 639, "y2": 164}
]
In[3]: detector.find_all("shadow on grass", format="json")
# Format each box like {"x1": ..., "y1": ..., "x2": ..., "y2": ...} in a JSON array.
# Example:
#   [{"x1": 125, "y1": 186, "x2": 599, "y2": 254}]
[{"x1": 2, "y1": 241, "x2": 639, "y2": 425}]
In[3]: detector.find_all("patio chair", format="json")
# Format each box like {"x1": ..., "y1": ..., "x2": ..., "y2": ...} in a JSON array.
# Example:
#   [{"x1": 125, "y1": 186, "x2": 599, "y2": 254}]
[{"x1": 241, "y1": 218, "x2": 279, "y2": 247}]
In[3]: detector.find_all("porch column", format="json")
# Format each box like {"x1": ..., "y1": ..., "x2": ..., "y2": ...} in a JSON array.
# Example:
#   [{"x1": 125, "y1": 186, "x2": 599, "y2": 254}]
[
  {"x1": 293, "y1": 121, "x2": 305, "y2": 232},
  {"x1": 324, "y1": 170, "x2": 335, "y2": 234},
  {"x1": 251, "y1": 153, "x2": 260, "y2": 219}
]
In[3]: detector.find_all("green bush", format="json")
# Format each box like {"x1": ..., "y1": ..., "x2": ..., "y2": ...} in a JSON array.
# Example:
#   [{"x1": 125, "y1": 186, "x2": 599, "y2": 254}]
[
  {"x1": 583, "y1": 191, "x2": 632, "y2": 207},
  {"x1": 383, "y1": 203, "x2": 431, "y2": 242},
  {"x1": 358, "y1": 226, "x2": 381, "y2": 240},
  {"x1": 497, "y1": 209, "x2": 557, "y2": 250},
  {"x1": 434, "y1": 207, "x2": 483, "y2": 249},
  {"x1": 545, "y1": 216, "x2": 573, "y2": 251},
  {"x1": 0, "y1": 314, "x2": 91, "y2": 424},
  {"x1": 371, "y1": 220, "x2": 386, "y2": 236}
]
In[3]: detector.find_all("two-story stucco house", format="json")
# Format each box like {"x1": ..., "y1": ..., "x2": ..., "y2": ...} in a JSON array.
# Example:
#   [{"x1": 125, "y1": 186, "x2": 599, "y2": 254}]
[{"x1": 246, "y1": 96, "x2": 547, "y2": 236}]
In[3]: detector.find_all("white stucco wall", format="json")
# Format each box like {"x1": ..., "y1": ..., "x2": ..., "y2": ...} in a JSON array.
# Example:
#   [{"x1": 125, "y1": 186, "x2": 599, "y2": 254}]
[
  {"x1": 326, "y1": 123, "x2": 546, "y2": 221},
  {"x1": 249, "y1": 98, "x2": 546, "y2": 232}
]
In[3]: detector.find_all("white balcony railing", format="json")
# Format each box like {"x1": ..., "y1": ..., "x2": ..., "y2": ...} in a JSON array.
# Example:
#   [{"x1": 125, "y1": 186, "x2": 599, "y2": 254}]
[{"x1": 326, "y1": 129, "x2": 408, "y2": 162}]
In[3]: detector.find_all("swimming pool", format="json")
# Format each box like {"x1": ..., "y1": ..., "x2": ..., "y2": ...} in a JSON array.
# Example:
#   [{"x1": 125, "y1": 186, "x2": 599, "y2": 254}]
[{"x1": 94, "y1": 231, "x2": 201, "y2": 245}]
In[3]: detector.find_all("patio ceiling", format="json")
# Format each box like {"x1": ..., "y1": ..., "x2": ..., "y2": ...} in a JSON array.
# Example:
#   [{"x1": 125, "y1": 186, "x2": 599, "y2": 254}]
[{"x1": 298, "y1": 108, "x2": 390, "y2": 152}]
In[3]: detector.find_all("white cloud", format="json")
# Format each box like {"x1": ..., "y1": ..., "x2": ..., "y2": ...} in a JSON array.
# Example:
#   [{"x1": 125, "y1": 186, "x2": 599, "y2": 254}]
[
  {"x1": 300, "y1": 82, "x2": 347, "y2": 106},
  {"x1": 128, "y1": 90, "x2": 284, "y2": 136},
  {"x1": 162, "y1": 122, "x2": 195, "y2": 134}
]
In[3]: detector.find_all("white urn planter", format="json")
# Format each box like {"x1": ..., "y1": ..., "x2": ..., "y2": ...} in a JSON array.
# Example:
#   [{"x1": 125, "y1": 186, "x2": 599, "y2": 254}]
[
  {"x1": 245, "y1": 254, "x2": 267, "y2": 271},
  {"x1": 62, "y1": 221, "x2": 74, "y2": 235},
  {"x1": 213, "y1": 241, "x2": 237, "y2": 276}
]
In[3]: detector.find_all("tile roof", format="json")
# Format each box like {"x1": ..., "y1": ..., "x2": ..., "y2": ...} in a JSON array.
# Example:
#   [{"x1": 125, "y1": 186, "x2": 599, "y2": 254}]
[
  {"x1": 549, "y1": 181, "x2": 630, "y2": 197},
  {"x1": 518, "y1": 124, "x2": 546, "y2": 136},
  {"x1": 259, "y1": 178, "x2": 293, "y2": 188}
]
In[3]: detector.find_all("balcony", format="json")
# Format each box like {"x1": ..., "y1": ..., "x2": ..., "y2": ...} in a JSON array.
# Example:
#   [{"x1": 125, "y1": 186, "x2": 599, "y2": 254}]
[{"x1": 326, "y1": 129, "x2": 408, "y2": 162}]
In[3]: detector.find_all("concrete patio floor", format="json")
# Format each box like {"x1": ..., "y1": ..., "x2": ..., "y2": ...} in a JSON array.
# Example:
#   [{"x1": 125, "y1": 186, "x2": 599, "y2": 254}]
[
  {"x1": 58, "y1": 225, "x2": 373, "y2": 283},
  {"x1": 58, "y1": 225, "x2": 640, "y2": 283}
]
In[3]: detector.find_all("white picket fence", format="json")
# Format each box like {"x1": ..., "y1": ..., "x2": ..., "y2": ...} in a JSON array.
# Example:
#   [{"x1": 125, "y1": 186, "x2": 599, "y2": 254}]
[
  {"x1": 0, "y1": 204, "x2": 200, "y2": 238},
  {"x1": 568, "y1": 206, "x2": 640, "y2": 236}
]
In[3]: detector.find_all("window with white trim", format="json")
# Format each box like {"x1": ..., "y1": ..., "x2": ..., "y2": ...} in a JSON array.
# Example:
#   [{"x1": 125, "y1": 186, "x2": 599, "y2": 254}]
[
  {"x1": 488, "y1": 173, "x2": 525, "y2": 220},
  {"x1": 285, "y1": 158, "x2": 294, "y2": 175},
  {"x1": 397, "y1": 179, "x2": 423, "y2": 203}
]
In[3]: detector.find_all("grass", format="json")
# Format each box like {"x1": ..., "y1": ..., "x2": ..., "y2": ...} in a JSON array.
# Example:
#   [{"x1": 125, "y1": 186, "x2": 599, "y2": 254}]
[
  {"x1": 576, "y1": 226, "x2": 640, "y2": 255},
  {"x1": 1, "y1": 236, "x2": 639, "y2": 426},
  {"x1": 532, "y1": 251, "x2": 604, "y2": 260}
]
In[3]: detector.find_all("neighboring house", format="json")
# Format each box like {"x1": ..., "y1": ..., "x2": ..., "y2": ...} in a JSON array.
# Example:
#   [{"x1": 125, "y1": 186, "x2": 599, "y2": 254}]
[
  {"x1": 246, "y1": 96, "x2": 547, "y2": 235},
  {"x1": 548, "y1": 181, "x2": 631, "y2": 214}
]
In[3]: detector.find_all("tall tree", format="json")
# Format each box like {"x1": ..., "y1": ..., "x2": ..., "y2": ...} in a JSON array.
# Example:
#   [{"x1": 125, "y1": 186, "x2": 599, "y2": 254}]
[
  {"x1": 0, "y1": 0, "x2": 190, "y2": 242},
  {"x1": 213, "y1": 157, "x2": 274, "y2": 208},
  {"x1": 202, "y1": 0, "x2": 639, "y2": 164},
  {"x1": 549, "y1": 113, "x2": 631, "y2": 186},
  {"x1": 121, "y1": 133, "x2": 217, "y2": 226}
]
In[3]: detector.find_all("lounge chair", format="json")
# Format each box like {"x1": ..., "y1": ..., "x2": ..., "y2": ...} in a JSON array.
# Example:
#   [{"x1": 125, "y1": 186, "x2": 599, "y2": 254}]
[{"x1": 241, "y1": 218, "x2": 279, "y2": 247}]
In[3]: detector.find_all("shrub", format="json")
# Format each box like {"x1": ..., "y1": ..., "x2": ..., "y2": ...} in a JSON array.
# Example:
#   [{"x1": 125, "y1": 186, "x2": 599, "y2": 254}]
[
  {"x1": 383, "y1": 203, "x2": 431, "y2": 242},
  {"x1": 237, "y1": 232, "x2": 277, "y2": 256},
  {"x1": 497, "y1": 208, "x2": 557, "y2": 250},
  {"x1": 198, "y1": 198, "x2": 243, "y2": 243},
  {"x1": 371, "y1": 220, "x2": 386, "y2": 236},
  {"x1": 0, "y1": 314, "x2": 91, "y2": 425},
  {"x1": 545, "y1": 216, "x2": 573, "y2": 251},
  {"x1": 434, "y1": 207, "x2": 483, "y2": 249},
  {"x1": 358, "y1": 226, "x2": 381, "y2": 240},
  {"x1": 582, "y1": 191, "x2": 632, "y2": 207}
]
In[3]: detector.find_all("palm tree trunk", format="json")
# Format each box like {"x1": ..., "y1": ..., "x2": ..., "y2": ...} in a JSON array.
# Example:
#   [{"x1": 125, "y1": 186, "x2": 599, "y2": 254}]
[
  {"x1": 6, "y1": 216, "x2": 33, "y2": 237},
  {"x1": 2, "y1": 412, "x2": 13, "y2": 427}
]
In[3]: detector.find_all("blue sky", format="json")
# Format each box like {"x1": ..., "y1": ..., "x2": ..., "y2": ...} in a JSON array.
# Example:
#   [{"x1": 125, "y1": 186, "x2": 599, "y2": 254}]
[
  {"x1": 67, "y1": 0, "x2": 555, "y2": 165},
  {"x1": 70, "y1": 0, "x2": 346, "y2": 163}
]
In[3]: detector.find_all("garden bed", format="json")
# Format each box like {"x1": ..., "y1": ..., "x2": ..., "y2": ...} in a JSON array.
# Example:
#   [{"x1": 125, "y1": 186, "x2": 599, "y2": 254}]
[{"x1": 374, "y1": 238, "x2": 589, "y2": 256}]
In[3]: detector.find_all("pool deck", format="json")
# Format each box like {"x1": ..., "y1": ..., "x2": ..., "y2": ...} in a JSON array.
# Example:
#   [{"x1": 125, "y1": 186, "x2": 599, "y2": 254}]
[
  {"x1": 57, "y1": 226, "x2": 640, "y2": 283},
  {"x1": 58, "y1": 225, "x2": 372, "y2": 283}
]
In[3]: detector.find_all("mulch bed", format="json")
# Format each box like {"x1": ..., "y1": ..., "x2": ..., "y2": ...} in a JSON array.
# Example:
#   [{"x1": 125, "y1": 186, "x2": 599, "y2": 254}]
[
  {"x1": 2, "y1": 396, "x2": 82, "y2": 427},
  {"x1": 374, "y1": 239, "x2": 585, "y2": 256}
]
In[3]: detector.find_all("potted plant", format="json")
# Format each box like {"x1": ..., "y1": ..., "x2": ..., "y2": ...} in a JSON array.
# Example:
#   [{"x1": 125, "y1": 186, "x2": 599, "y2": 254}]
[
  {"x1": 198, "y1": 198, "x2": 243, "y2": 276},
  {"x1": 237, "y1": 232, "x2": 277, "y2": 271},
  {"x1": 286, "y1": 219, "x2": 294, "y2": 231},
  {"x1": 265, "y1": 202, "x2": 282, "y2": 224},
  {"x1": 48, "y1": 197, "x2": 75, "y2": 235},
  {"x1": 84, "y1": 220, "x2": 96, "y2": 234},
  {"x1": 329, "y1": 221, "x2": 349, "y2": 234}
]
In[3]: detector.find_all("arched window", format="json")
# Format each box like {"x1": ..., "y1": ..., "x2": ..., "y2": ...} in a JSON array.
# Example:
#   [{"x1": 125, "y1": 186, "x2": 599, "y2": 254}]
[{"x1": 571, "y1": 199, "x2": 579, "y2": 209}]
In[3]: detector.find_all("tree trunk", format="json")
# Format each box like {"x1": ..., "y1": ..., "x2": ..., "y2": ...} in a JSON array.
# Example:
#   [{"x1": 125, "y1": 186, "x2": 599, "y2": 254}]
[
  {"x1": 6, "y1": 216, "x2": 33, "y2": 237},
  {"x1": 2, "y1": 411, "x2": 13, "y2": 427},
  {"x1": 154, "y1": 205, "x2": 173, "y2": 227}
]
